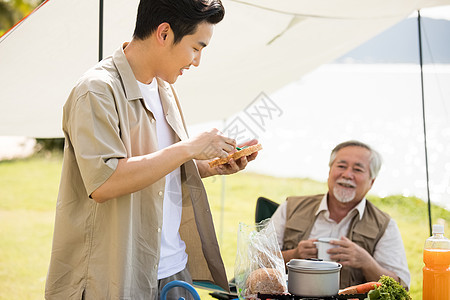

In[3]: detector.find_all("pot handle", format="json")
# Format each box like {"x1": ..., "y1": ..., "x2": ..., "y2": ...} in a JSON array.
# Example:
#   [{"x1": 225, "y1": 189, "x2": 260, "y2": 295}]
[{"x1": 305, "y1": 258, "x2": 323, "y2": 262}]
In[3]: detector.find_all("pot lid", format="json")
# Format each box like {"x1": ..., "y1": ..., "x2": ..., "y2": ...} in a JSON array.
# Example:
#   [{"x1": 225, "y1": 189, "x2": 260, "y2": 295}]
[{"x1": 286, "y1": 259, "x2": 342, "y2": 271}]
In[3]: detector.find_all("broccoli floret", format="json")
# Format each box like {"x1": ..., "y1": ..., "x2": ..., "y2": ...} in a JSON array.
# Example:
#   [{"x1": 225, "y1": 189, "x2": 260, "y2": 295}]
[{"x1": 364, "y1": 276, "x2": 411, "y2": 300}]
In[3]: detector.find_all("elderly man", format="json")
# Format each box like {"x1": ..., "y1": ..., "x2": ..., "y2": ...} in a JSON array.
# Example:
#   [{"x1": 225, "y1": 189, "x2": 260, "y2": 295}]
[{"x1": 271, "y1": 140, "x2": 410, "y2": 289}]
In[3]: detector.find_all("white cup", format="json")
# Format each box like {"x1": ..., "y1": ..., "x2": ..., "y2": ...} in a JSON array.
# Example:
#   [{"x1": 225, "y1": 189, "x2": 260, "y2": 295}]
[{"x1": 314, "y1": 237, "x2": 340, "y2": 261}]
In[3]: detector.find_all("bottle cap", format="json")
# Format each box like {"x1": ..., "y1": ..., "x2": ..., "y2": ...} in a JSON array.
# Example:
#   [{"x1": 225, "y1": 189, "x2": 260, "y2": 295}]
[{"x1": 432, "y1": 224, "x2": 444, "y2": 234}]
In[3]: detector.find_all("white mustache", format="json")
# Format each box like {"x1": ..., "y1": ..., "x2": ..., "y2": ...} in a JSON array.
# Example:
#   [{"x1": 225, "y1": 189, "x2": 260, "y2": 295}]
[{"x1": 336, "y1": 179, "x2": 356, "y2": 188}]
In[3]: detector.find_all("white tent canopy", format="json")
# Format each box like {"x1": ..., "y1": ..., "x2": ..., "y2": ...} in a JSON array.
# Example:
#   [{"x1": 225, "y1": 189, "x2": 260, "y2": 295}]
[{"x1": 0, "y1": 0, "x2": 449, "y2": 137}]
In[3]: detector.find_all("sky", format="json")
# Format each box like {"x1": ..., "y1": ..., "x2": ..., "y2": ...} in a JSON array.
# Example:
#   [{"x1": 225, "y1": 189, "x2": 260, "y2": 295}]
[{"x1": 335, "y1": 15, "x2": 450, "y2": 64}]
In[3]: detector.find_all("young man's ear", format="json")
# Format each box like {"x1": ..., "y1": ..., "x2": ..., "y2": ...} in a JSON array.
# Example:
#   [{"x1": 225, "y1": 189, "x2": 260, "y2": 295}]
[{"x1": 156, "y1": 23, "x2": 171, "y2": 45}]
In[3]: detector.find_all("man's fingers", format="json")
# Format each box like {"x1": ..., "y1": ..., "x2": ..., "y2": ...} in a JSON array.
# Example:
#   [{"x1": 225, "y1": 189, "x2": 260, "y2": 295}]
[
  {"x1": 218, "y1": 149, "x2": 229, "y2": 158},
  {"x1": 328, "y1": 247, "x2": 340, "y2": 255},
  {"x1": 235, "y1": 156, "x2": 248, "y2": 168},
  {"x1": 299, "y1": 240, "x2": 318, "y2": 258},
  {"x1": 224, "y1": 143, "x2": 235, "y2": 153},
  {"x1": 340, "y1": 236, "x2": 352, "y2": 244},
  {"x1": 223, "y1": 136, "x2": 237, "y2": 148},
  {"x1": 330, "y1": 237, "x2": 351, "y2": 249},
  {"x1": 224, "y1": 158, "x2": 239, "y2": 170},
  {"x1": 310, "y1": 247, "x2": 318, "y2": 255},
  {"x1": 215, "y1": 158, "x2": 242, "y2": 175},
  {"x1": 214, "y1": 141, "x2": 234, "y2": 158},
  {"x1": 238, "y1": 138, "x2": 258, "y2": 148},
  {"x1": 305, "y1": 247, "x2": 318, "y2": 258},
  {"x1": 209, "y1": 128, "x2": 236, "y2": 153},
  {"x1": 246, "y1": 151, "x2": 258, "y2": 162}
]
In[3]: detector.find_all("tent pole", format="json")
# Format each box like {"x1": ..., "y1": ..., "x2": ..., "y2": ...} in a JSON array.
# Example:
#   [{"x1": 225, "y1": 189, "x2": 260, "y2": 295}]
[
  {"x1": 218, "y1": 119, "x2": 228, "y2": 245},
  {"x1": 99, "y1": 0, "x2": 104, "y2": 62},
  {"x1": 417, "y1": 10, "x2": 432, "y2": 236},
  {"x1": 220, "y1": 169, "x2": 225, "y2": 245}
]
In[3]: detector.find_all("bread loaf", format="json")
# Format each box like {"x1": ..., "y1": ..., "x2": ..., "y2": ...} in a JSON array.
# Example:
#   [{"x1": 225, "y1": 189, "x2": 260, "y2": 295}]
[{"x1": 245, "y1": 268, "x2": 285, "y2": 295}]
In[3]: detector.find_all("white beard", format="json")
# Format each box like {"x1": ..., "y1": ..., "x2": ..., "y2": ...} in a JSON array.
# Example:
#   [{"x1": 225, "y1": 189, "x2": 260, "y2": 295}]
[{"x1": 333, "y1": 182, "x2": 356, "y2": 203}]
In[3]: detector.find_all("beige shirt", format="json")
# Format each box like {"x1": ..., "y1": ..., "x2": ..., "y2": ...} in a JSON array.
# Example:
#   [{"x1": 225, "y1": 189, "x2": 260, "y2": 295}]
[{"x1": 45, "y1": 44, "x2": 228, "y2": 300}]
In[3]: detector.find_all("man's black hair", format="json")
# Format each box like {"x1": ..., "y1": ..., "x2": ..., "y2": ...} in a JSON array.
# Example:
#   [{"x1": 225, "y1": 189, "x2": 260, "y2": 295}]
[{"x1": 133, "y1": 0, "x2": 225, "y2": 44}]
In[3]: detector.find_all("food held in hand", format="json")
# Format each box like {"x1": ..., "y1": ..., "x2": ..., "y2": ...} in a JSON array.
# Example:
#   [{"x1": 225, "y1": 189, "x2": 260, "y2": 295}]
[{"x1": 208, "y1": 143, "x2": 262, "y2": 168}]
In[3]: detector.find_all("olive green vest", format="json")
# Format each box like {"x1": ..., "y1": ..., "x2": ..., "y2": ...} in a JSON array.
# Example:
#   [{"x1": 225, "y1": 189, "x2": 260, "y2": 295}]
[{"x1": 283, "y1": 194, "x2": 390, "y2": 288}]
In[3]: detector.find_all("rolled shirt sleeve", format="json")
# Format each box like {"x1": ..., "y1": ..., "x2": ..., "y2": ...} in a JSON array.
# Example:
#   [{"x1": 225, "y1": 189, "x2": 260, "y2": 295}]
[{"x1": 67, "y1": 90, "x2": 127, "y2": 196}]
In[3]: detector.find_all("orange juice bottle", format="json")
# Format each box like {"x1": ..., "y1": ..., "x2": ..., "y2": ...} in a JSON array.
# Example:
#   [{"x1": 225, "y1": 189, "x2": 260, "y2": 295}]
[{"x1": 423, "y1": 224, "x2": 450, "y2": 300}]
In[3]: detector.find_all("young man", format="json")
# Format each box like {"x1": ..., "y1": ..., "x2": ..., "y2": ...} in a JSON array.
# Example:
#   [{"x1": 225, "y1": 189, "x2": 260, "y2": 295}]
[
  {"x1": 45, "y1": 1, "x2": 258, "y2": 299},
  {"x1": 271, "y1": 141, "x2": 410, "y2": 289}
]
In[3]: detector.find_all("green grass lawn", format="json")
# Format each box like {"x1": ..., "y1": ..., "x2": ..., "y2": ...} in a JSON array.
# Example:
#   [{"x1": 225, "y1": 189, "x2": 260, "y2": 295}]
[{"x1": 1, "y1": 154, "x2": 449, "y2": 299}]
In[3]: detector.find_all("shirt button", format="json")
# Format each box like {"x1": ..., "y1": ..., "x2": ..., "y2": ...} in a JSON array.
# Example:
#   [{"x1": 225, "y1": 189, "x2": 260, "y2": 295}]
[
  {"x1": 154, "y1": 264, "x2": 158, "y2": 270},
  {"x1": 151, "y1": 118, "x2": 155, "y2": 123},
  {"x1": 157, "y1": 227, "x2": 161, "y2": 232},
  {"x1": 158, "y1": 191, "x2": 163, "y2": 196}
]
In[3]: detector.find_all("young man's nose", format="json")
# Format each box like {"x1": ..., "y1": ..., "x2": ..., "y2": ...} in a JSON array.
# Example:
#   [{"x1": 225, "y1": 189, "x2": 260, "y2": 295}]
[{"x1": 192, "y1": 52, "x2": 201, "y2": 67}]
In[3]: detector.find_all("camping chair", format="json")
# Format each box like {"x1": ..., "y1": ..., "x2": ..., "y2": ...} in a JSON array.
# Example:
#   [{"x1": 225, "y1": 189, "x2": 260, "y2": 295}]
[{"x1": 255, "y1": 196, "x2": 279, "y2": 223}]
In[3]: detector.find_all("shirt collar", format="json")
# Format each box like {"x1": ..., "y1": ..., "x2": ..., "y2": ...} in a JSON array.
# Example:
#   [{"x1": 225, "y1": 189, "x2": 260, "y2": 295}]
[
  {"x1": 112, "y1": 43, "x2": 142, "y2": 101},
  {"x1": 315, "y1": 193, "x2": 367, "y2": 220},
  {"x1": 113, "y1": 43, "x2": 175, "y2": 105}
]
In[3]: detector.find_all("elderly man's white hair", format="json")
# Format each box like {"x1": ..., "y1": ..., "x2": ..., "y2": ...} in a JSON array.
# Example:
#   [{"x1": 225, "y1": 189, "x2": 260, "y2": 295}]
[{"x1": 328, "y1": 140, "x2": 382, "y2": 180}]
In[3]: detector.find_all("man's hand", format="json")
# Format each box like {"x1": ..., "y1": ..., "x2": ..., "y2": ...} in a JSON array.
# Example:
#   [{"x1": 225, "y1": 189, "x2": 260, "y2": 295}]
[
  {"x1": 282, "y1": 239, "x2": 318, "y2": 264},
  {"x1": 186, "y1": 128, "x2": 236, "y2": 161},
  {"x1": 328, "y1": 236, "x2": 400, "y2": 282},
  {"x1": 215, "y1": 139, "x2": 259, "y2": 175},
  {"x1": 328, "y1": 236, "x2": 372, "y2": 269},
  {"x1": 197, "y1": 139, "x2": 259, "y2": 178},
  {"x1": 295, "y1": 239, "x2": 319, "y2": 259}
]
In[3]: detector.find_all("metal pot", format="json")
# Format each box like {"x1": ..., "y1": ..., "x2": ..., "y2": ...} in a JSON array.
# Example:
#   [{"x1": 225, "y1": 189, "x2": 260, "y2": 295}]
[{"x1": 286, "y1": 259, "x2": 342, "y2": 297}]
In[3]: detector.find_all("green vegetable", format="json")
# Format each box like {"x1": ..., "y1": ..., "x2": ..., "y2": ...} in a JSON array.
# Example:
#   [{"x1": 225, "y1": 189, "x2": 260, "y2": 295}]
[
  {"x1": 364, "y1": 276, "x2": 411, "y2": 300},
  {"x1": 366, "y1": 289, "x2": 391, "y2": 299}
]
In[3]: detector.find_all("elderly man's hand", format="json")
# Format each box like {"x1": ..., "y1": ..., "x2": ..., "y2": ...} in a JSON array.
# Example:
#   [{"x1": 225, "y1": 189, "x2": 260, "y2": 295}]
[
  {"x1": 327, "y1": 236, "x2": 401, "y2": 283},
  {"x1": 295, "y1": 239, "x2": 318, "y2": 259},
  {"x1": 328, "y1": 236, "x2": 373, "y2": 268}
]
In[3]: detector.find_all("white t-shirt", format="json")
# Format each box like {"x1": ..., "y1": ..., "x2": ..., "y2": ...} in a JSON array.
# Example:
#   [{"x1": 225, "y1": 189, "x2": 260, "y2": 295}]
[
  {"x1": 137, "y1": 79, "x2": 188, "y2": 279},
  {"x1": 271, "y1": 195, "x2": 411, "y2": 288}
]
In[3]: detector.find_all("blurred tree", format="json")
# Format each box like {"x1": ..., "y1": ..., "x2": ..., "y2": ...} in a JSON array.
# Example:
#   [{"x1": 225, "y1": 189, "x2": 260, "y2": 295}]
[{"x1": 0, "y1": 0, "x2": 44, "y2": 35}]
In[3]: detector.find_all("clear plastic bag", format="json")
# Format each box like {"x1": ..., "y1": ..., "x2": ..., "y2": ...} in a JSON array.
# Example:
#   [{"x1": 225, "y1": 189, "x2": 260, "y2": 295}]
[{"x1": 234, "y1": 219, "x2": 287, "y2": 299}]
